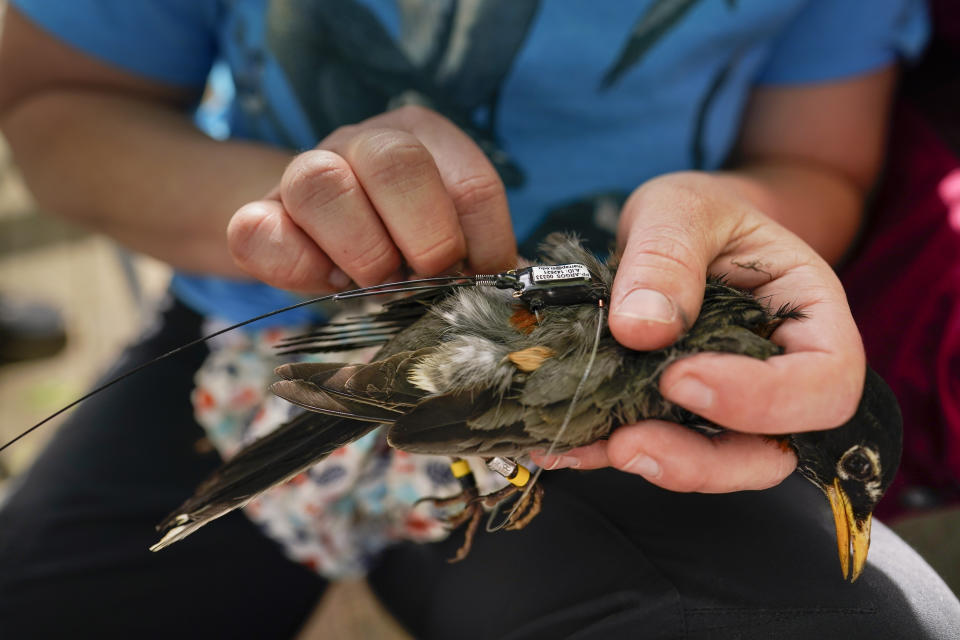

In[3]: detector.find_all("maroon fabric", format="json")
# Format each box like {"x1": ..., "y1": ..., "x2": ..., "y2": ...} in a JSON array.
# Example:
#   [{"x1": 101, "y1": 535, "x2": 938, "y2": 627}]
[
  {"x1": 930, "y1": 0, "x2": 960, "y2": 49},
  {"x1": 841, "y1": 103, "x2": 960, "y2": 519}
]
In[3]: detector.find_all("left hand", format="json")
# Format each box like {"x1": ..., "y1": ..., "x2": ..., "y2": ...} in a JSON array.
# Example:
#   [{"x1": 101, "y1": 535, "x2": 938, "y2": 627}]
[{"x1": 532, "y1": 171, "x2": 865, "y2": 493}]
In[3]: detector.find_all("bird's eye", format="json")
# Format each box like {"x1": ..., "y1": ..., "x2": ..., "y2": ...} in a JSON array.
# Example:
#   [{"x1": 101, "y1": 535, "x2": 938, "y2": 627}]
[{"x1": 840, "y1": 450, "x2": 874, "y2": 481}]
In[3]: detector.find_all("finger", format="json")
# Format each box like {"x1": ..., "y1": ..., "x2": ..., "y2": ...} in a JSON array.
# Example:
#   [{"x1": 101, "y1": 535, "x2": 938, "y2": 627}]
[
  {"x1": 609, "y1": 179, "x2": 741, "y2": 350},
  {"x1": 227, "y1": 199, "x2": 345, "y2": 293},
  {"x1": 661, "y1": 266, "x2": 865, "y2": 433},
  {"x1": 279, "y1": 149, "x2": 403, "y2": 287},
  {"x1": 337, "y1": 127, "x2": 467, "y2": 275},
  {"x1": 605, "y1": 421, "x2": 797, "y2": 493},
  {"x1": 530, "y1": 442, "x2": 610, "y2": 471},
  {"x1": 396, "y1": 108, "x2": 515, "y2": 273},
  {"x1": 325, "y1": 106, "x2": 516, "y2": 274}
]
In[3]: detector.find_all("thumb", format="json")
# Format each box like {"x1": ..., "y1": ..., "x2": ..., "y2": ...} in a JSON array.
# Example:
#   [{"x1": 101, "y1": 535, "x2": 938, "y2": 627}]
[{"x1": 609, "y1": 179, "x2": 737, "y2": 350}]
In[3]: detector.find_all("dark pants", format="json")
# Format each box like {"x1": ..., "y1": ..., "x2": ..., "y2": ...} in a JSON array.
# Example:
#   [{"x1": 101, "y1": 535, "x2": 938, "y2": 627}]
[{"x1": 1, "y1": 299, "x2": 957, "y2": 639}]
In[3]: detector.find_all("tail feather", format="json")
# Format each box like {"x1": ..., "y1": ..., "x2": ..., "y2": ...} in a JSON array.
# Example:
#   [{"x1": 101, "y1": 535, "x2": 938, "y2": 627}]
[{"x1": 152, "y1": 411, "x2": 378, "y2": 551}]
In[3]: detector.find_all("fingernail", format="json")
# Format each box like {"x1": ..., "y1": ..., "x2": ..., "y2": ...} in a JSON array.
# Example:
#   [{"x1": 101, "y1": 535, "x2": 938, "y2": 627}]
[
  {"x1": 543, "y1": 455, "x2": 580, "y2": 470},
  {"x1": 614, "y1": 289, "x2": 675, "y2": 324},
  {"x1": 328, "y1": 268, "x2": 351, "y2": 289},
  {"x1": 624, "y1": 453, "x2": 661, "y2": 478},
  {"x1": 666, "y1": 376, "x2": 715, "y2": 410}
]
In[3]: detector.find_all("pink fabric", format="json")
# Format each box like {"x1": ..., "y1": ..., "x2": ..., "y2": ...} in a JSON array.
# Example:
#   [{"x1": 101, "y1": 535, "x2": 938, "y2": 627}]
[{"x1": 841, "y1": 103, "x2": 960, "y2": 519}]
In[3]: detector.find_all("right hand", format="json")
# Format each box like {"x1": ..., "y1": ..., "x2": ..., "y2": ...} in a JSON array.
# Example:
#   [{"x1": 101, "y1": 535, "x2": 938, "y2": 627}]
[
  {"x1": 227, "y1": 106, "x2": 517, "y2": 292},
  {"x1": 533, "y1": 172, "x2": 865, "y2": 494}
]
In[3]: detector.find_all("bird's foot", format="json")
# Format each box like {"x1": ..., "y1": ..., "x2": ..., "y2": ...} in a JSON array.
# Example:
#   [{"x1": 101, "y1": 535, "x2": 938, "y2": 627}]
[
  {"x1": 415, "y1": 458, "x2": 545, "y2": 562},
  {"x1": 430, "y1": 483, "x2": 545, "y2": 562},
  {"x1": 479, "y1": 482, "x2": 544, "y2": 531},
  {"x1": 415, "y1": 487, "x2": 486, "y2": 562},
  {"x1": 415, "y1": 487, "x2": 478, "y2": 514},
  {"x1": 415, "y1": 457, "x2": 479, "y2": 520}
]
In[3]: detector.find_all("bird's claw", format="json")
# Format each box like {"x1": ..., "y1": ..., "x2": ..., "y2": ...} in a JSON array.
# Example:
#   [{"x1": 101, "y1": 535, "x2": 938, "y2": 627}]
[
  {"x1": 416, "y1": 488, "x2": 485, "y2": 561},
  {"x1": 477, "y1": 483, "x2": 544, "y2": 531},
  {"x1": 415, "y1": 487, "x2": 479, "y2": 513},
  {"x1": 416, "y1": 482, "x2": 545, "y2": 562},
  {"x1": 502, "y1": 484, "x2": 544, "y2": 530}
]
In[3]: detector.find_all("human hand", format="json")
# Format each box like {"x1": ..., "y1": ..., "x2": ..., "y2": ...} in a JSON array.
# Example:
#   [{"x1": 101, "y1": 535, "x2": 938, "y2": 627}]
[
  {"x1": 226, "y1": 106, "x2": 516, "y2": 292},
  {"x1": 531, "y1": 171, "x2": 866, "y2": 493}
]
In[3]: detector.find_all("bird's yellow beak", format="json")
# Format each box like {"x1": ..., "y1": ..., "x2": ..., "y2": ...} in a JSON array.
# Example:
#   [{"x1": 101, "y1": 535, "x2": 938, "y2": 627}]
[{"x1": 825, "y1": 477, "x2": 872, "y2": 582}]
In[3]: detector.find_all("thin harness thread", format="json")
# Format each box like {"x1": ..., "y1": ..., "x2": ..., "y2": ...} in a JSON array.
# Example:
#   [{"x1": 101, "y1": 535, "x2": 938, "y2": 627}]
[
  {"x1": 487, "y1": 300, "x2": 605, "y2": 532},
  {"x1": 0, "y1": 275, "x2": 479, "y2": 453}
]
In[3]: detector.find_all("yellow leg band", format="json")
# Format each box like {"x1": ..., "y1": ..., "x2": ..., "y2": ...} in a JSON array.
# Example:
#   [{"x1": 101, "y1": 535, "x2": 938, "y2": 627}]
[
  {"x1": 450, "y1": 459, "x2": 472, "y2": 479},
  {"x1": 508, "y1": 464, "x2": 531, "y2": 487}
]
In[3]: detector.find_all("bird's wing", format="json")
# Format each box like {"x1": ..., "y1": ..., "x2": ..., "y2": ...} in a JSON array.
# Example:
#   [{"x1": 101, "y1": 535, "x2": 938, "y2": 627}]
[
  {"x1": 270, "y1": 380, "x2": 403, "y2": 422},
  {"x1": 388, "y1": 390, "x2": 618, "y2": 458},
  {"x1": 154, "y1": 348, "x2": 446, "y2": 550},
  {"x1": 275, "y1": 288, "x2": 448, "y2": 355},
  {"x1": 152, "y1": 411, "x2": 379, "y2": 550},
  {"x1": 386, "y1": 390, "x2": 538, "y2": 457},
  {"x1": 271, "y1": 350, "x2": 543, "y2": 457},
  {"x1": 272, "y1": 347, "x2": 436, "y2": 415}
]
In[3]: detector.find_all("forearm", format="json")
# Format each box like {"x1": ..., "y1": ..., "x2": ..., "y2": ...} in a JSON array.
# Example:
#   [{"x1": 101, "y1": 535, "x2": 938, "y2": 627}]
[
  {"x1": 1, "y1": 90, "x2": 291, "y2": 276},
  {"x1": 701, "y1": 68, "x2": 895, "y2": 266},
  {"x1": 715, "y1": 159, "x2": 864, "y2": 266}
]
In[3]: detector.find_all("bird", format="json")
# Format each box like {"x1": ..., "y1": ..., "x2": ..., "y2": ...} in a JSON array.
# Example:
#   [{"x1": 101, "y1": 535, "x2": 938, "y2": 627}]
[{"x1": 151, "y1": 233, "x2": 902, "y2": 582}]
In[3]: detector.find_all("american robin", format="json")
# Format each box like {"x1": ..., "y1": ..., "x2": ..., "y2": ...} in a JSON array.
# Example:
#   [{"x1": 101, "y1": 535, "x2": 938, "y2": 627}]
[{"x1": 152, "y1": 233, "x2": 902, "y2": 582}]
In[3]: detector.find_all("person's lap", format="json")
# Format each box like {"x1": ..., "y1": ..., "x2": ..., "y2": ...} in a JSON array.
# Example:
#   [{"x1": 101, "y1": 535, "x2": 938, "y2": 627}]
[
  {"x1": 371, "y1": 470, "x2": 959, "y2": 639},
  {"x1": 1, "y1": 299, "x2": 957, "y2": 639},
  {"x1": 0, "y1": 300, "x2": 325, "y2": 638}
]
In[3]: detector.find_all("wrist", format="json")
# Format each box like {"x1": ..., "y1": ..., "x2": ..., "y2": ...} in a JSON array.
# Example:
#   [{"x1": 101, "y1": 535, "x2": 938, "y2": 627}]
[{"x1": 628, "y1": 164, "x2": 863, "y2": 266}]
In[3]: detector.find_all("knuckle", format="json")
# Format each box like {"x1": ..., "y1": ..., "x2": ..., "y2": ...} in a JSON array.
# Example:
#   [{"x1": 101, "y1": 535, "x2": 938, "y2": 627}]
[
  {"x1": 342, "y1": 238, "x2": 401, "y2": 284},
  {"x1": 281, "y1": 151, "x2": 357, "y2": 216},
  {"x1": 815, "y1": 389, "x2": 857, "y2": 428},
  {"x1": 826, "y1": 395, "x2": 859, "y2": 428},
  {"x1": 392, "y1": 103, "x2": 435, "y2": 125},
  {"x1": 270, "y1": 248, "x2": 325, "y2": 291},
  {"x1": 325, "y1": 123, "x2": 360, "y2": 142},
  {"x1": 404, "y1": 233, "x2": 465, "y2": 274},
  {"x1": 631, "y1": 173, "x2": 712, "y2": 215},
  {"x1": 449, "y1": 173, "x2": 506, "y2": 218},
  {"x1": 674, "y1": 465, "x2": 710, "y2": 493},
  {"x1": 357, "y1": 131, "x2": 436, "y2": 191},
  {"x1": 626, "y1": 225, "x2": 706, "y2": 281},
  {"x1": 756, "y1": 449, "x2": 795, "y2": 491},
  {"x1": 778, "y1": 363, "x2": 862, "y2": 429}
]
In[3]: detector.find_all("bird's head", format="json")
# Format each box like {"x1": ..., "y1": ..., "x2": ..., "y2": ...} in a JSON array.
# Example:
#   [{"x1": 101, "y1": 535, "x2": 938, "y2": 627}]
[{"x1": 789, "y1": 367, "x2": 902, "y2": 582}]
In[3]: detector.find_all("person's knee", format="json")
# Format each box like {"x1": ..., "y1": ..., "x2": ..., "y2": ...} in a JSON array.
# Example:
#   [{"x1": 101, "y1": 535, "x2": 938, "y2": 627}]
[{"x1": 851, "y1": 521, "x2": 960, "y2": 640}]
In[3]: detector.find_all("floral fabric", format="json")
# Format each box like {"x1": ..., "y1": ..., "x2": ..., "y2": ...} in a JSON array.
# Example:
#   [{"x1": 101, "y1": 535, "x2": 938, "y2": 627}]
[{"x1": 190, "y1": 315, "x2": 509, "y2": 577}]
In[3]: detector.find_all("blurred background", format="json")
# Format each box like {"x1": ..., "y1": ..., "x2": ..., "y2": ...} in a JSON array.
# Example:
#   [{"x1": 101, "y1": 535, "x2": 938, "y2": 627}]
[
  {"x1": 0, "y1": 5, "x2": 404, "y2": 635},
  {"x1": 0, "y1": 128, "x2": 170, "y2": 483},
  {"x1": 0, "y1": 76, "x2": 408, "y2": 640}
]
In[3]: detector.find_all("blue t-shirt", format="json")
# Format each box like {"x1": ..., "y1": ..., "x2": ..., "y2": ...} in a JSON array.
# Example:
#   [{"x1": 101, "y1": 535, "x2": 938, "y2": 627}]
[{"x1": 13, "y1": 0, "x2": 928, "y2": 325}]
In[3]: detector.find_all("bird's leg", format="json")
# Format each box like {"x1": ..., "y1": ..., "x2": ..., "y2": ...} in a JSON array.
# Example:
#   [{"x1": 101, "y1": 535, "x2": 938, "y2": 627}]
[
  {"x1": 444, "y1": 457, "x2": 544, "y2": 561},
  {"x1": 415, "y1": 458, "x2": 487, "y2": 560},
  {"x1": 416, "y1": 458, "x2": 545, "y2": 562},
  {"x1": 482, "y1": 457, "x2": 544, "y2": 531},
  {"x1": 447, "y1": 506, "x2": 484, "y2": 563},
  {"x1": 415, "y1": 458, "x2": 478, "y2": 513},
  {"x1": 502, "y1": 483, "x2": 543, "y2": 531}
]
